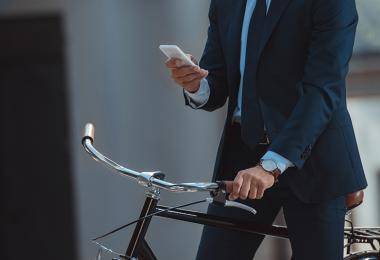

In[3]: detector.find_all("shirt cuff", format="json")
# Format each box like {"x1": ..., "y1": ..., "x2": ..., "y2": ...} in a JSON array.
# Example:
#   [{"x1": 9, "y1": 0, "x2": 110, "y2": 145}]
[
  {"x1": 184, "y1": 78, "x2": 210, "y2": 109},
  {"x1": 261, "y1": 151, "x2": 295, "y2": 174}
]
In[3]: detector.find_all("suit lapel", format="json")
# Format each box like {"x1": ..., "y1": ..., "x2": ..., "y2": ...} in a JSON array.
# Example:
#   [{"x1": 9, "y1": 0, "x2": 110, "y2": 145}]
[
  {"x1": 224, "y1": 0, "x2": 292, "y2": 100},
  {"x1": 229, "y1": 0, "x2": 292, "y2": 93},
  {"x1": 257, "y1": 0, "x2": 293, "y2": 58}
]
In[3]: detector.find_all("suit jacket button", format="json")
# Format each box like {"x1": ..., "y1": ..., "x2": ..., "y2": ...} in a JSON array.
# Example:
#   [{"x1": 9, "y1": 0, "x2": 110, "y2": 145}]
[{"x1": 301, "y1": 145, "x2": 312, "y2": 160}]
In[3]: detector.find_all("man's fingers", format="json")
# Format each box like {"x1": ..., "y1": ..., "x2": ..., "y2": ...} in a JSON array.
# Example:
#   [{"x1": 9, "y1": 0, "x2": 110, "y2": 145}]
[
  {"x1": 188, "y1": 54, "x2": 199, "y2": 66},
  {"x1": 165, "y1": 58, "x2": 180, "y2": 68},
  {"x1": 255, "y1": 184, "x2": 265, "y2": 200},
  {"x1": 166, "y1": 57, "x2": 200, "y2": 69},
  {"x1": 200, "y1": 69, "x2": 209, "y2": 77},
  {"x1": 176, "y1": 73, "x2": 203, "y2": 87},
  {"x1": 171, "y1": 66, "x2": 199, "y2": 78},
  {"x1": 166, "y1": 58, "x2": 191, "y2": 68},
  {"x1": 229, "y1": 174, "x2": 243, "y2": 200},
  {"x1": 223, "y1": 181, "x2": 233, "y2": 194},
  {"x1": 239, "y1": 177, "x2": 251, "y2": 200},
  {"x1": 183, "y1": 69, "x2": 208, "y2": 79},
  {"x1": 182, "y1": 70, "x2": 208, "y2": 83},
  {"x1": 223, "y1": 167, "x2": 275, "y2": 201},
  {"x1": 248, "y1": 186, "x2": 258, "y2": 200},
  {"x1": 181, "y1": 73, "x2": 205, "y2": 84}
]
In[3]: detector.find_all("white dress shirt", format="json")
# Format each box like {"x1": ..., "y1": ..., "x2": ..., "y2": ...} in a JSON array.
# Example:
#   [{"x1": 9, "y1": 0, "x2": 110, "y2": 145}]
[{"x1": 185, "y1": 0, "x2": 294, "y2": 173}]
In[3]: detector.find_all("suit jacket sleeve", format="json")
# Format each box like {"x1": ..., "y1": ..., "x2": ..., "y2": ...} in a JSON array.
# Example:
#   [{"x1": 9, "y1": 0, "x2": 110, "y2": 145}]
[
  {"x1": 185, "y1": 0, "x2": 228, "y2": 112},
  {"x1": 268, "y1": 0, "x2": 358, "y2": 169}
]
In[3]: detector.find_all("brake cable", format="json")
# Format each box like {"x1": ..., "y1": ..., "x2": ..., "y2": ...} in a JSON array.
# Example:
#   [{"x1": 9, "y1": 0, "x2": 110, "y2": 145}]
[{"x1": 93, "y1": 199, "x2": 207, "y2": 241}]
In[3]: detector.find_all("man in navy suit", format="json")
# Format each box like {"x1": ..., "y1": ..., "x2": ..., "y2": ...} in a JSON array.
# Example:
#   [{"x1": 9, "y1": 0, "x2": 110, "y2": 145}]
[{"x1": 165, "y1": 0, "x2": 367, "y2": 259}]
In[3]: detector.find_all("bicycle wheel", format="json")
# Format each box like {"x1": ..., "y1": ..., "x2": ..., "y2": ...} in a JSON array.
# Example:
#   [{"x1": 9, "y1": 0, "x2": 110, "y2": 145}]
[{"x1": 344, "y1": 251, "x2": 379, "y2": 260}]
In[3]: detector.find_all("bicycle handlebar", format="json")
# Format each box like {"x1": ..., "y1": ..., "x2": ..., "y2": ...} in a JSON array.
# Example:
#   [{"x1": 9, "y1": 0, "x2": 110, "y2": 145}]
[
  {"x1": 82, "y1": 123, "x2": 257, "y2": 214},
  {"x1": 83, "y1": 123, "x2": 95, "y2": 143},
  {"x1": 82, "y1": 123, "x2": 220, "y2": 193}
]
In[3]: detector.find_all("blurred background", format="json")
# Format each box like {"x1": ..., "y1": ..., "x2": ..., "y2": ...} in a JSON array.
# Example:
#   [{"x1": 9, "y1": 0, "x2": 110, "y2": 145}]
[{"x1": 0, "y1": 0, "x2": 379, "y2": 259}]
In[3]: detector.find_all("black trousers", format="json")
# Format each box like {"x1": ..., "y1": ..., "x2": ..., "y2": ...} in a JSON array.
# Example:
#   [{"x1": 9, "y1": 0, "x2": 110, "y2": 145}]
[{"x1": 196, "y1": 124, "x2": 346, "y2": 260}]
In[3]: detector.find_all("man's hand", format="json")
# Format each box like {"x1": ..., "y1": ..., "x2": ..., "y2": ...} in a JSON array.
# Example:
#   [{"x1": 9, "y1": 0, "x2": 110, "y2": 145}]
[
  {"x1": 165, "y1": 55, "x2": 208, "y2": 93},
  {"x1": 226, "y1": 166, "x2": 275, "y2": 200}
]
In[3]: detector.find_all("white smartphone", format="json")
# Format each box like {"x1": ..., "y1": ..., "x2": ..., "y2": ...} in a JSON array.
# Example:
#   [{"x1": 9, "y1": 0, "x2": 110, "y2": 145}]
[{"x1": 159, "y1": 45, "x2": 196, "y2": 66}]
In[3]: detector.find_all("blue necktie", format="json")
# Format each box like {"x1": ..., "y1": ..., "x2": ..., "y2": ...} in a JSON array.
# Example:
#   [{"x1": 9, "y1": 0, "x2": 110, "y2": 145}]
[{"x1": 241, "y1": 0, "x2": 267, "y2": 149}]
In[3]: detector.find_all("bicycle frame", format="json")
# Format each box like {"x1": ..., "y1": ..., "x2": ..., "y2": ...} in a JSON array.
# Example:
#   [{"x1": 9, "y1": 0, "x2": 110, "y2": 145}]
[
  {"x1": 121, "y1": 191, "x2": 380, "y2": 260},
  {"x1": 82, "y1": 123, "x2": 380, "y2": 260},
  {"x1": 124, "y1": 186, "x2": 289, "y2": 260}
]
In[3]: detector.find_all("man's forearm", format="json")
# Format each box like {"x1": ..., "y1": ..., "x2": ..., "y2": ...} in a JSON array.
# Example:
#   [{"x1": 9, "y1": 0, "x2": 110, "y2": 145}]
[{"x1": 268, "y1": 0, "x2": 358, "y2": 169}]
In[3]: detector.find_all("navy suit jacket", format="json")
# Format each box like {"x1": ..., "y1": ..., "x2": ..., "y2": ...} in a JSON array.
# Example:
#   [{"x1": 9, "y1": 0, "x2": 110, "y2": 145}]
[{"x1": 187, "y1": 0, "x2": 368, "y2": 202}]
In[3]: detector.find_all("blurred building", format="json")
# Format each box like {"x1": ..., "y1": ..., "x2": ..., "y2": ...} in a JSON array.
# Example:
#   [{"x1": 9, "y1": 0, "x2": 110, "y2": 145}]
[
  {"x1": 346, "y1": 0, "x2": 380, "y2": 250},
  {"x1": 0, "y1": 1, "x2": 379, "y2": 259}
]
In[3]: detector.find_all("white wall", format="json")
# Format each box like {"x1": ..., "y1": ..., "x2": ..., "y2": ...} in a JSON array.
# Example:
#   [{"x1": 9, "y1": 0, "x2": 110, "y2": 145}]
[
  {"x1": 65, "y1": 1, "x2": 225, "y2": 259},
  {"x1": 348, "y1": 98, "x2": 380, "y2": 226},
  {"x1": 1, "y1": 1, "x2": 226, "y2": 259}
]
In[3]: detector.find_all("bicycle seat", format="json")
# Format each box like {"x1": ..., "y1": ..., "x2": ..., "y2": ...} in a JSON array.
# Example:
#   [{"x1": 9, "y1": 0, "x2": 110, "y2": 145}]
[{"x1": 346, "y1": 190, "x2": 364, "y2": 211}]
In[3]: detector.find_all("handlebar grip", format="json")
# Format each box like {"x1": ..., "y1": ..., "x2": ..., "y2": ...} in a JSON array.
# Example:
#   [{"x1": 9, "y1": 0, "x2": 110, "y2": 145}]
[{"x1": 83, "y1": 123, "x2": 95, "y2": 144}]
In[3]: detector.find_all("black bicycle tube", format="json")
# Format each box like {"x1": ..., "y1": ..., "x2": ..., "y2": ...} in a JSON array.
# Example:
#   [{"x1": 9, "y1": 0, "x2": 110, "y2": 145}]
[
  {"x1": 125, "y1": 197, "x2": 159, "y2": 258},
  {"x1": 155, "y1": 205, "x2": 289, "y2": 239}
]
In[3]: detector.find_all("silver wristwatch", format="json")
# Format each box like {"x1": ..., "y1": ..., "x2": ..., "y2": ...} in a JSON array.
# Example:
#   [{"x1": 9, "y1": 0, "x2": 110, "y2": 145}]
[{"x1": 259, "y1": 159, "x2": 281, "y2": 182}]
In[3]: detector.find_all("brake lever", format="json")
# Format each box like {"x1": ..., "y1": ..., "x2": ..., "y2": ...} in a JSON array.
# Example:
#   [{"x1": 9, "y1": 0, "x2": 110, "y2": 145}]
[
  {"x1": 205, "y1": 197, "x2": 257, "y2": 215},
  {"x1": 207, "y1": 182, "x2": 257, "y2": 215}
]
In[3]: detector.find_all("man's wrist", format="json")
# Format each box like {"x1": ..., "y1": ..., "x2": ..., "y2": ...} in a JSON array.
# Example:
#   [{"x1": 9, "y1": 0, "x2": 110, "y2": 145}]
[
  {"x1": 257, "y1": 165, "x2": 276, "y2": 182},
  {"x1": 185, "y1": 85, "x2": 200, "y2": 94},
  {"x1": 257, "y1": 160, "x2": 281, "y2": 182},
  {"x1": 184, "y1": 78, "x2": 210, "y2": 108},
  {"x1": 261, "y1": 151, "x2": 294, "y2": 173}
]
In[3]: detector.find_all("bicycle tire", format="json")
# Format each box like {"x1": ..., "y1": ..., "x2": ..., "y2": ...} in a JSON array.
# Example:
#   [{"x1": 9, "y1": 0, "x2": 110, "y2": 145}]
[{"x1": 344, "y1": 251, "x2": 379, "y2": 260}]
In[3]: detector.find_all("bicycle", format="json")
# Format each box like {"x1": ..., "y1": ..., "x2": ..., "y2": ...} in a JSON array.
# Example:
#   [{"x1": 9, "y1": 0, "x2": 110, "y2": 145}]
[{"x1": 82, "y1": 123, "x2": 380, "y2": 260}]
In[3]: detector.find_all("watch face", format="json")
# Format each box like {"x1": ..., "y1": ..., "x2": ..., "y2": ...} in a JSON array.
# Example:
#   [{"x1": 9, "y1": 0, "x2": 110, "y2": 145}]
[{"x1": 261, "y1": 160, "x2": 277, "y2": 172}]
